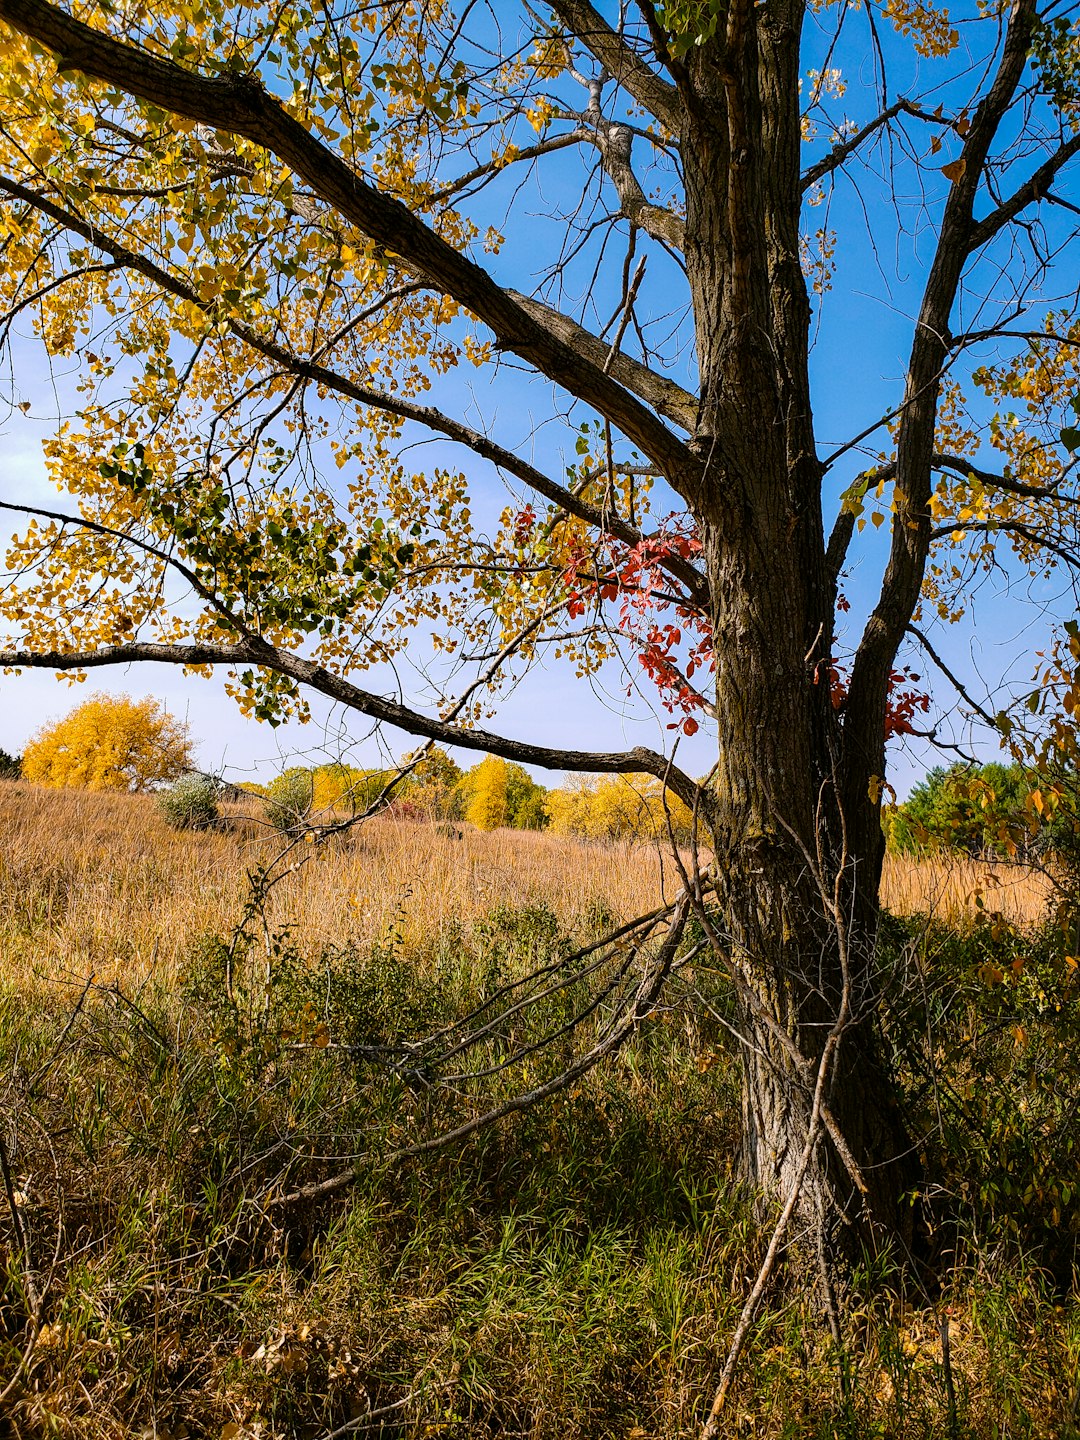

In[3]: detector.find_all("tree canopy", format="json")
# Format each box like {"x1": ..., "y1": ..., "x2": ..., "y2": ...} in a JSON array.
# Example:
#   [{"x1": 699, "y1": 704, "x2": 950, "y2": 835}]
[
  {"x1": 21, "y1": 691, "x2": 192, "y2": 791},
  {"x1": 885, "y1": 760, "x2": 1080, "y2": 857},
  {"x1": 2, "y1": 0, "x2": 1080, "y2": 1299}
]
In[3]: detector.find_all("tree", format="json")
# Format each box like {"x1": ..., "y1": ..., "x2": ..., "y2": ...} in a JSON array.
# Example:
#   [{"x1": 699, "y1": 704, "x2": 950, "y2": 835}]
[
  {"x1": 463, "y1": 755, "x2": 510, "y2": 831},
  {"x1": 1, "y1": 0, "x2": 1080, "y2": 1286},
  {"x1": 264, "y1": 764, "x2": 316, "y2": 831},
  {"x1": 547, "y1": 773, "x2": 694, "y2": 842},
  {"x1": 888, "y1": 760, "x2": 1079, "y2": 858},
  {"x1": 504, "y1": 762, "x2": 548, "y2": 829},
  {"x1": 21, "y1": 692, "x2": 192, "y2": 791},
  {"x1": 403, "y1": 746, "x2": 463, "y2": 818}
]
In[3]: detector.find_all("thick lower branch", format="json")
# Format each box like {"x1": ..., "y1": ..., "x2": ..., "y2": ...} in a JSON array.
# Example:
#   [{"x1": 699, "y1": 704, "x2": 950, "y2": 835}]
[
  {"x1": 0, "y1": 638, "x2": 703, "y2": 805},
  {"x1": 507, "y1": 289, "x2": 697, "y2": 433}
]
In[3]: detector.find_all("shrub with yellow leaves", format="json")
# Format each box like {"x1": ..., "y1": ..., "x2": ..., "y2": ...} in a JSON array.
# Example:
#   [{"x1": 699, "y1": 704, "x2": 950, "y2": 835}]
[{"x1": 546, "y1": 774, "x2": 695, "y2": 844}]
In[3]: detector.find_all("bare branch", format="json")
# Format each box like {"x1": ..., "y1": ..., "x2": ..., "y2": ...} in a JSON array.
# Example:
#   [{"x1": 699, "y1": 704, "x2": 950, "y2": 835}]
[
  {"x1": 800, "y1": 99, "x2": 906, "y2": 192},
  {"x1": 271, "y1": 893, "x2": 693, "y2": 1205},
  {"x1": 967, "y1": 132, "x2": 1080, "y2": 253},
  {"x1": 430, "y1": 130, "x2": 587, "y2": 204},
  {"x1": 906, "y1": 624, "x2": 1001, "y2": 730},
  {"x1": 582, "y1": 113, "x2": 685, "y2": 247},
  {"x1": 546, "y1": 0, "x2": 682, "y2": 132}
]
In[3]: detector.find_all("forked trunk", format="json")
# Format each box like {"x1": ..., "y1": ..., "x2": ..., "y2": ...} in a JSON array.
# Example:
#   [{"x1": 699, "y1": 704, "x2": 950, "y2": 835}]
[{"x1": 678, "y1": 7, "x2": 918, "y2": 1276}]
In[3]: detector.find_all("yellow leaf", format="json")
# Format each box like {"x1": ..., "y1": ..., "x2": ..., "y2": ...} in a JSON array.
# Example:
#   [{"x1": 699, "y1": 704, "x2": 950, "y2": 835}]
[{"x1": 941, "y1": 157, "x2": 966, "y2": 184}]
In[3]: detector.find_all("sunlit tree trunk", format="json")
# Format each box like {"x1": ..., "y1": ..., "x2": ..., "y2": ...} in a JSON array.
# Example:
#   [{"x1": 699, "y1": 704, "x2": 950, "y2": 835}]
[{"x1": 680, "y1": 2, "x2": 916, "y2": 1261}]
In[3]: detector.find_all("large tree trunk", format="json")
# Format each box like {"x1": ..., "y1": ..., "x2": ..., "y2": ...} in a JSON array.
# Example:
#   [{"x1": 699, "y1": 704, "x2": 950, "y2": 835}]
[{"x1": 679, "y1": 2, "x2": 918, "y2": 1270}]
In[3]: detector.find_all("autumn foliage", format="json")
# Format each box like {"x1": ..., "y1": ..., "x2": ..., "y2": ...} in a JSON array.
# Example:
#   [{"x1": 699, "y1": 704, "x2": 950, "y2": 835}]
[
  {"x1": 21, "y1": 692, "x2": 192, "y2": 792},
  {"x1": 545, "y1": 773, "x2": 696, "y2": 844}
]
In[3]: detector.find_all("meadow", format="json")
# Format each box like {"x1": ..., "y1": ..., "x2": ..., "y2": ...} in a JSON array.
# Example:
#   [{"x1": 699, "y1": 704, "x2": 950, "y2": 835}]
[
  {"x1": 0, "y1": 781, "x2": 1053, "y2": 989},
  {"x1": 1, "y1": 780, "x2": 1077, "y2": 1438}
]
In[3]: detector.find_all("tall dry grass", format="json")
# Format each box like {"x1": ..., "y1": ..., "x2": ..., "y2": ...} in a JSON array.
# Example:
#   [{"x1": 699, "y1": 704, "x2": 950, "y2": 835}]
[
  {"x1": 0, "y1": 780, "x2": 1055, "y2": 992},
  {"x1": 0, "y1": 781, "x2": 685, "y2": 988},
  {"x1": 2, "y1": 782, "x2": 1077, "y2": 1439},
  {"x1": 881, "y1": 849, "x2": 1052, "y2": 929}
]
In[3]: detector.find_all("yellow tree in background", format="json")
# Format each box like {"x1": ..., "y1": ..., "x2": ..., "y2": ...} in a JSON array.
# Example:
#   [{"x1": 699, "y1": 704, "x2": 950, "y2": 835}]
[
  {"x1": 464, "y1": 755, "x2": 508, "y2": 832},
  {"x1": 22, "y1": 693, "x2": 192, "y2": 791},
  {"x1": 547, "y1": 775, "x2": 695, "y2": 844}
]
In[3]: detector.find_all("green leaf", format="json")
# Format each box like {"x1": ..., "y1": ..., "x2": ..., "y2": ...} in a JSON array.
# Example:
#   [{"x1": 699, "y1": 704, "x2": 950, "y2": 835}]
[{"x1": 840, "y1": 475, "x2": 870, "y2": 518}]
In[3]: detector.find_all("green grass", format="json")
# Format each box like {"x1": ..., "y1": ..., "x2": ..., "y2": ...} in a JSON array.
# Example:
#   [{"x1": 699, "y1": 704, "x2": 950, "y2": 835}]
[{"x1": 1, "y1": 898, "x2": 1079, "y2": 1438}]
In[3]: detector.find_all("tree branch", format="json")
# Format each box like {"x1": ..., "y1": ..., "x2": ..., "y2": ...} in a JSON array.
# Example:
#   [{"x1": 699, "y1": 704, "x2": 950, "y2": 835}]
[
  {"x1": 967, "y1": 132, "x2": 1080, "y2": 253},
  {"x1": 932, "y1": 516, "x2": 1080, "y2": 571},
  {"x1": 844, "y1": 0, "x2": 1036, "y2": 802},
  {"x1": 907, "y1": 624, "x2": 1001, "y2": 730},
  {"x1": 272, "y1": 895, "x2": 695, "y2": 1206},
  {"x1": 507, "y1": 289, "x2": 698, "y2": 432},
  {"x1": 0, "y1": 174, "x2": 705, "y2": 602},
  {"x1": 430, "y1": 131, "x2": 587, "y2": 204},
  {"x1": 0, "y1": 0, "x2": 695, "y2": 481},
  {"x1": 824, "y1": 508, "x2": 855, "y2": 590},
  {"x1": 546, "y1": 0, "x2": 682, "y2": 132},
  {"x1": 800, "y1": 99, "x2": 906, "y2": 191},
  {"x1": 931, "y1": 450, "x2": 1079, "y2": 503},
  {"x1": 0, "y1": 638, "x2": 704, "y2": 805},
  {"x1": 0, "y1": 496, "x2": 242, "y2": 629},
  {"x1": 583, "y1": 113, "x2": 686, "y2": 248},
  {"x1": 433, "y1": 123, "x2": 685, "y2": 254}
]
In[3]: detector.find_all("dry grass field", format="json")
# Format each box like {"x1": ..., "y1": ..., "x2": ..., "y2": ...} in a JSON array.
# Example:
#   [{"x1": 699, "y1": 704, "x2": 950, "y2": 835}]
[
  {"x1": 0, "y1": 779, "x2": 1055, "y2": 993},
  {"x1": 0, "y1": 780, "x2": 687, "y2": 988},
  {"x1": 1, "y1": 778, "x2": 1078, "y2": 1439},
  {"x1": 880, "y1": 848, "x2": 1053, "y2": 929}
]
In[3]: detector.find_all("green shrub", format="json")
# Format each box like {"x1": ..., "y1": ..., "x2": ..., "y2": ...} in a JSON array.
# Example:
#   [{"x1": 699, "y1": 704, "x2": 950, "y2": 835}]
[
  {"x1": 881, "y1": 908, "x2": 1080, "y2": 1276},
  {"x1": 264, "y1": 766, "x2": 315, "y2": 833},
  {"x1": 0, "y1": 747, "x2": 20, "y2": 779},
  {"x1": 156, "y1": 773, "x2": 220, "y2": 830}
]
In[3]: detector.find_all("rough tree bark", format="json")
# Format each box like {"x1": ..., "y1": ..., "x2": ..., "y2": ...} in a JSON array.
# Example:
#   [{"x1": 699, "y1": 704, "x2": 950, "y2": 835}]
[{"x1": 674, "y1": 0, "x2": 919, "y2": 1261}]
